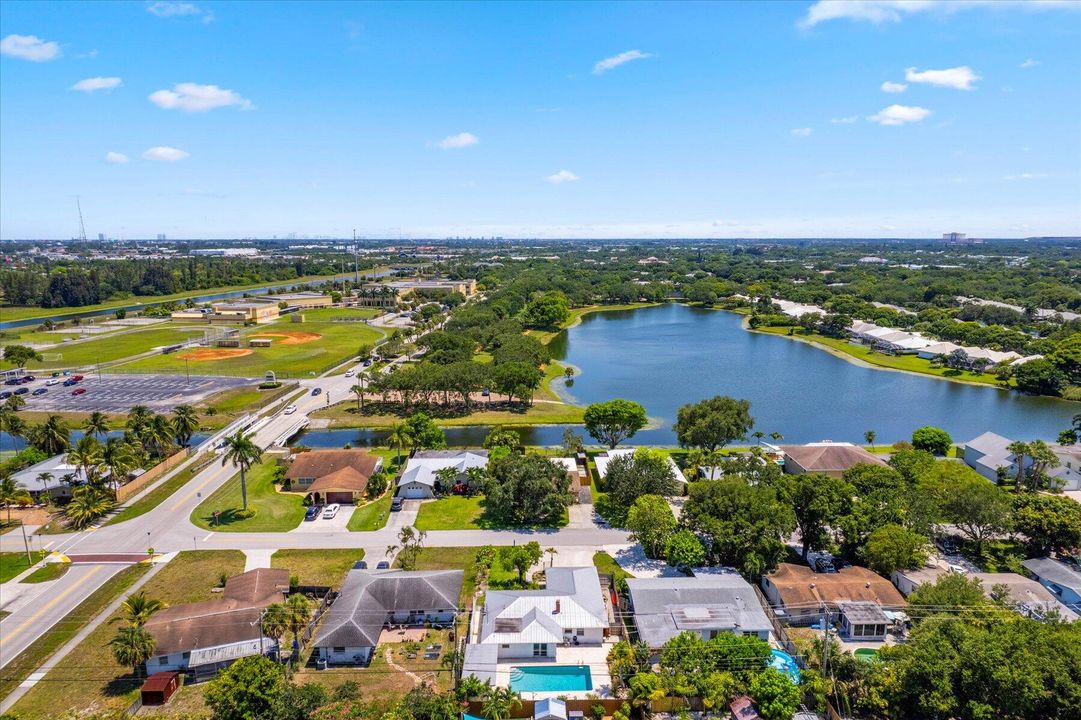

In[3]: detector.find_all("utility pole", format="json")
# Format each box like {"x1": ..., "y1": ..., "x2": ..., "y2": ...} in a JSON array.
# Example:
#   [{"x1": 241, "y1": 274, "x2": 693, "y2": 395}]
[
  {"x1": 76, "y1": 196, "x2": 88, "y2": 242},
  {"x1": 21, "y1": 522, "x2": 32, "y2": 565}
]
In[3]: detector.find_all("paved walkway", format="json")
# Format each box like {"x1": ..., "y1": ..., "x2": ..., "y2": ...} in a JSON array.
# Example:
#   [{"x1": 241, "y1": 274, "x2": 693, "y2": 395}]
[{"x1": 243, "y1": 549, "x2": 275, "y2": 571}]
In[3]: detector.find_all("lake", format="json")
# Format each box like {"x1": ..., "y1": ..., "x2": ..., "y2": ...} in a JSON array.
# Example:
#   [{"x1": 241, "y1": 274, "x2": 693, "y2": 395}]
[{"x1": 294, "y1": 303, "x2": 1073, "y2": 448}]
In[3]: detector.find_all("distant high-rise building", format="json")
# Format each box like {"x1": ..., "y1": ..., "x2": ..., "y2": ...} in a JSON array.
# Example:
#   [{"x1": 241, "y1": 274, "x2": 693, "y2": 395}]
[
  {"x1": 943, "y1": 232, "x2": 966, "y2": 243},
  {"x1": 97, "y1": 233, "x2": 105, "y2": 241},
  {"x1": 157, "y1": 233, "x2": 167, "y2": 241}
]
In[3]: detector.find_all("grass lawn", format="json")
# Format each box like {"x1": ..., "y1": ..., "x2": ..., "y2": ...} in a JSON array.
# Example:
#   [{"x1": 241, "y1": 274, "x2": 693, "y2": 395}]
[
  {"x1": 593, "y1": 551, "x2": 634, "y2": 587},
  {"x1": 121, "y1": 309, "x2": 385, "y2": 378},
  {"x1": 104, "y1": 463, "x2": 200, "y2": 526},
  {"x1": 0, "y1": 564, "x2": 149, "y2": 709},
  {"x1": 10, "y1": 550, "x2": 244, "y2": 720},
  {"x1": 23, "y1": 562, "x2": 69, "y2": 583},
  {"x1": 198, "y1": 382, "x2": 294, "y2": 415},
  {"x1": 413, "y1": 496, "x2": 486, "y2": 530},
  {"x1": 0, "y1": 550, "x2": 47, "y2": 583},
  {"x1": 4, "y1": 326, "x2": 213, "y2": 370},
  {"x1": 753, "y1": 326, "x2": 1002, "y2": 386},
  {"x1": 311, "y1": 397, "x2": 585, "y2": 428},
  {"x1": 398, "y1": 546, "x2": 521, "y2": 605},
  {"x1": 190, "y1": 459, "x2": 306, "y2": 532},
  {"x1": 271, "y1": 549, "x2": 366, "y2": 587},
  {"x1": 347, "y1": 493, "x2": 393, "y2": 531}
]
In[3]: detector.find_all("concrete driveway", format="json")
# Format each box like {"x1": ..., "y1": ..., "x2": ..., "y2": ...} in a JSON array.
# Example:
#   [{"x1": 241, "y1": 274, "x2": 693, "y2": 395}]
[
  {"x1": 290, "y1": 506, "x2": 355, "y2": 533},
  {"x1": 567, "y1": 504, "x2": 595, "y2": 529},
  {"x1": 386, "y1": 500, "x2": 420, "y2": 532}
]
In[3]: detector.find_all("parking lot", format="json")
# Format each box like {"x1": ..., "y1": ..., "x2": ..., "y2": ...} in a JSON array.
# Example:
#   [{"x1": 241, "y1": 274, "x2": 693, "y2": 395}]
[{"x1": 3, "y1": 373, "x2": 254, "y2": 413}]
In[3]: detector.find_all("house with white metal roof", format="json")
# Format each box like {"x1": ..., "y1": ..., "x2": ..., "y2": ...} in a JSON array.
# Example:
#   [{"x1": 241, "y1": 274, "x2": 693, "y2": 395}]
[
  {"x1": 395, "y1": 449, "x2": 487, "y2": 499},
  {"x1": 626, "y1": 575, "x2": 772, "y2": 647}
]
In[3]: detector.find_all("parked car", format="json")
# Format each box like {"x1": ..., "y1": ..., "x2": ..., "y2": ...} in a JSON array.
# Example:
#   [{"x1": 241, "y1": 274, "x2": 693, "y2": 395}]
[
  {"x1": 345, "y1": 369, "x2": 356, "y2": 378},
  {"x1": 63, "y1": 379, "x2": 77, "y2": 386},
  {"x1": 71, "y1": 374, "x2": 84, "y2": 382},
  {"x1": 390, "y1": 498, "x2": 403, "y2": 512},
  {"x1": 0, "y1": 391, "x2": 11, "y2": 399},
  {"x1": 376, "y1": 561, "x2": 390, "y2": 569},
  {"x1": 71, "y1": 388, "x2": 87, "y2": 396},
  {"x1": 322, "y1": 503, "x2": 340, "y2": 519},
  {"x1": 32, "y1": 388, "x2": 47, "y2": 396},
  {"x1": 355, "y1": 560, "x2": 368, "y2": 570},
  {"x1": 283, "y1": 404, "x2": 297, "y2": 415},
  {"x1": 311, "y1": 387, "x2": 322, "y2": 396},
  {"x1": 363, "y1": 359, "x2": 372, "y2": 367},
  {"x1": 24, "y1": 375, "x2": 35, "y2": 382},
  {"x1": 304, "y1": 506, "x2": 320, "y2": 521},
  {"x1": 45, "y1": 378, "x2": 59, "y2": 386},
  {"x1": 14, "y1": 388, "x2": 29, "y2": 395}
]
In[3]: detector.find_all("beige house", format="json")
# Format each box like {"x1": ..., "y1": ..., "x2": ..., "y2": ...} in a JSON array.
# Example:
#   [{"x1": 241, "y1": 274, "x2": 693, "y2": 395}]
[{"x1": 780, "y1": 442, "x2": 887, "y2": 478}]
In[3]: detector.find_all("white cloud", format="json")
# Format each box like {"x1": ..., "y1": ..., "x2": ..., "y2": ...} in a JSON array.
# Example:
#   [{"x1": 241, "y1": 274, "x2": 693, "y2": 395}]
[
  {"x1": 881, "y1": 81, "x2": 907, "y2": 93},
  {"x1": 149, "y1": 83, "x2": 252, "y2": 112},
  {"x1": 831, "y1": 115, "x2": 859, "y2": 124},
  {"x1": 104, "y1": 151, "x2": 130, "y2": 164},
  {"x1": 790, "y1": 127, "x2": 813, "y2": 137},
  {"x1": 1004, "y1": 172, "x2": 1045, "y2": 181},
  {"x1": 1019, "y1": 58, "x2": 1040, "y2": 68},
  {"x1": 593, "y1": 50, "x2": 653, "y2": 75},
  {"x1": 905, "y1": 66, "x2": 980, "y2": 90},
  {"x1": 72, "y1": 76, "x2": 122, "y2": 93},
  {"x1": 0, "y1": 34, "x2": 61, "y2": 62},
  {"x1": 436, "y1": 132, "x2": 479, "y2": 150},
  {"x1": 867, "y1": 104, "x2": 932, "y2": 126},
  {"x1": 545, "y1": 170, "x2": 579, "y2": 184},
  {"x1": 146, "y1": 1, "x2": 214, "y2": 23},
  {"x1": 142, "y1": 146, "x2": 190, "y2": 162},
  {"x1": 800, "y1": 1, "x2": 1077, "y2": 29}
]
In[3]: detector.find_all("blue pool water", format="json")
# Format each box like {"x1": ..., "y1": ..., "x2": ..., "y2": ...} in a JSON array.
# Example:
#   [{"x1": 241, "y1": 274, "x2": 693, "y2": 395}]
[
  {"x1": 771, "y1": 649, "x2": 801, "y2": 683},
  {"x1": 509, "y1": 665, "x2": 593, "y2": 692}
]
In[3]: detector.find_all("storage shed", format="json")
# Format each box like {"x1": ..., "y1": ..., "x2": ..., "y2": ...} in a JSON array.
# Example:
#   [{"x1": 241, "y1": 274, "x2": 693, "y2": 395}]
[{"x1": 140, "y1": 671, "x2": 180, "y2": 706}]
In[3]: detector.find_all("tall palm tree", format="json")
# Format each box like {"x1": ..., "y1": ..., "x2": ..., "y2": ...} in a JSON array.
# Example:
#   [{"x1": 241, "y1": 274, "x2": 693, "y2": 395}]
[
  {"x1": 769, "y1": 431, "x2": 784, "y2": 443},
  {"x1": 35, "y1": 471, "x2": 54, "y2": 500},
  {"x1": 261, "y1": 603, "x2": 289, "y2": 653},
  {"x1": 864, "y1": 430, "x2": 877, "y2": 451},
  {"x1": 146, "y1": 414, "x2": 176, "y2": 459},
  {"x1": 0, "y1": 474, "x2": 33, "y2": 524},
  {"x1": 3, "y1": 394, "x2": 27, "y2": 413},
  {"x1": 65, "y1": 486, "x2": 113, "y2": 529},
  {"x1": 0, "y1": 408, "x2": 26, "y2": 453},
  {"x1": 1006, "y1": 440, "x2": 1031, "y2": 490},
  {"x1": 109, "y1": 626, "x2": 156, "y2": 678},
  {"x1": 545, "y1": 547, "x2": 558, "y2": 567},
  {"x1": 112, "y1": 591, "x2": 167, "y2": 627},
  {"x1": 126, "y1": 405, "x2": 152, "y2": 434},
  {"x1": 83, "y1": 411, "x2": 110, "y2": 439},
  {"x1": 751, "y1": 431, "x2": 765, "y2": 445},
  {"x1": 102, "y1": 438, "x2": 138, "y2": 492},
  {"x1": 284, "y1": 593, "x2": 312, "y2": 657},
  {"x1": 386, "y1": 422, "x2": 412, "y2": 466},
  {"x1": 68, "y1": 435, "x2": 104, "y2": 485},
  {"x1": 221, "y1": 431, "x2": 261, "y2": 511},
  {"x1": 350, "y1": 381, "x2": 366, "y2": 412},
  {"x1": 481, "y1": 686, "x2": 521, "y2": 720},
  {"x1": 171, "y1": 405, "x2": 200, "y2": 447},
  {"x1": 34, "y1": 415, "x2": 70, "y2": 455}
]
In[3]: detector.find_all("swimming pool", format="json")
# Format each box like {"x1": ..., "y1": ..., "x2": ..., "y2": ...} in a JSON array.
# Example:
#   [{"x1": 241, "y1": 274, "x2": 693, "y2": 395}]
[
  {"x1": 770, "y1": 649, "x2": 801, "y2": 683},
  {"x1": 509, "y1": 665, "x2": 593, "y2": 692}
]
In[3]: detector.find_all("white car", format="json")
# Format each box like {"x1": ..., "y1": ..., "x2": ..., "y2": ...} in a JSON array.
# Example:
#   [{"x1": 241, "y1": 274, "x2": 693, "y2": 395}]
[
  {"x1": 45, "y1": 379, "x2": 60, "y2": 386},
  {"x1": 283, "y1": 404, "x2": 297, "y2": 415},
  {"x1": 322, "y1": 503, "x2": 340, "y2": 519},
  {"x1": 345, "y1": 369, "x2": 356, "y2": 378}
]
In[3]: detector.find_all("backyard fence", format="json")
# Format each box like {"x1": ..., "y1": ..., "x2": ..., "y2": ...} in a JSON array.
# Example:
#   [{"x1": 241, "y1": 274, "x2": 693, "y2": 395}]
[{"x1": 115, "y1": 448, "x2": 191, "y2": 503}]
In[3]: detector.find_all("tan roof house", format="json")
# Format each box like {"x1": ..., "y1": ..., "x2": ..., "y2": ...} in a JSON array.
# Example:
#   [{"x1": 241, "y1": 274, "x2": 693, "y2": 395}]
[
  {"x1": 780, "y1": 442, "x2": 887, "y2": 477},
  {"x1": 285, "y1": 449, "x2": 383, "y2": 505}
]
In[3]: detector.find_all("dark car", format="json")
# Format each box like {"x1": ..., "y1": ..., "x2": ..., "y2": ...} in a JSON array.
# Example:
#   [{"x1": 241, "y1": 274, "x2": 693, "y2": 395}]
[
  {"x1": 311, "y1": 387, "x2": 322, "y2": 396},
  {"x1": 4, "y1": 379, "x2": 18, "y2": 386},
  {"x1": 63, "y1": 379, "x2": 77, "y2": 386},
  {"x1": 390, "y1": 498, "x2": 403, "y2": 512},
  {"x1": 0, "y1": 391, "x2": 11, "y2": 399},
  {"x1": 32, "y1": 388, "x2": 48, "y2": 396},
  {"x1": 24, "y1": 375, "x2": 35, "y2": 382},
  {"x1": 14, "y1": 387, "x2": 29, "y2": 395},
  {"x1": 71, "y1": 387, "x2": 87, "y2": 396},
  {"x1": 304, "y1": 505, "x2": 321, "y2": 521},
  {"x1": 376, "y1": 561, "x2": 390, "y2": 570},
  {"x1": 354, "y1": 560, "x2": 368, "y2": 570}
]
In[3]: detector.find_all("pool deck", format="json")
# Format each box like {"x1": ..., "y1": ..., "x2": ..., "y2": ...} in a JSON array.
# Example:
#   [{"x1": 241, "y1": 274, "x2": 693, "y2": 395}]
[{"x1": 473, "y1": 644, "x2": 615, "y2": 700}]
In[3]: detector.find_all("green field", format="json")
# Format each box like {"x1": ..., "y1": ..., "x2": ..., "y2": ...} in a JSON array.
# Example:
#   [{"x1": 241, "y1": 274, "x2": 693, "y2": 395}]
[
  {"x1": 413, "y1": 496, "x2": 486, "y2": 530},
  {"x1": 347, "y1": 493, "x2": 393, "y2": 531},
  {"x1": 190, "y1": 458, "x2": 307, "y2": 532},
  {"x1": 1, "y1": 326, "x2": 211, "y2": 370},
  {"x1": 0, "y1": 550, "x2": 47, "y2": 583},
  {"x1": 121, "y1": 308, "x2": 384, "y2": 377},
  {"x1": 271, "y1": 548, "x2": 366, "y2": 586}
]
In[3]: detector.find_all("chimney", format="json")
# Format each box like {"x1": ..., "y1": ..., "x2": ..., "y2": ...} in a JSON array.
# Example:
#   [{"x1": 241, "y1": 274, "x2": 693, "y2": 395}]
[{"x1": 554, "y1": 599, "x2": 561, "y2": 614}]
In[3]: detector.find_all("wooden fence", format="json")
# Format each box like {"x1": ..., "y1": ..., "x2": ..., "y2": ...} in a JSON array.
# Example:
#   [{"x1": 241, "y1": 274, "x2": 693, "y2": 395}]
[{"x1": 115, "y1": 448, "x2": 191, "y2": 503}]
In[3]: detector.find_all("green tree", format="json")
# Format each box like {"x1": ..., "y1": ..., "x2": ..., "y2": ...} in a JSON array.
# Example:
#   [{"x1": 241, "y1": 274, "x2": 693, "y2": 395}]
[
  {"x1": 864, "y1": 430, "x2": 876, "y2": 450},
  {"x1": 603, "y1": 448, "x2": 681, "y2": 520},
  {"x1": 221, "y1": 431, "x2": 262, "y2": 512},
  {"x1": 101, "y1": 437, "x2": 138, "y2": 491},
  {"x1": 665, "y1": 529, "x2": 706, "y2": 570},
  {"x1": 386, "y1": 421, "x2": 413, "y2": 466},
  {"x1": 907, "y1": 572, "x2": 989, "y2": 618},
  {"x1": 481, "y1": 685, "x2": 522, "y2": 720},
  {"x1": 483, "y1": 426, "x2": 522, "y2": 452},
  {"x1": 203, "y1": 655, "x2": 286, "y2": 720},
  {"x1": 83, "y1": 411, "x2": 110, "y2": 439},
  {"x1": 113, "y1": 591, "x2": 167, "y2": 627},
  {"x1": 750, "y1": 667, "x2": 801, "y2": 720},
  {"x1": 65, "y1": 486, "x2": 113, "y2": 528},
  {"x1": 273, "y1": 682, "x2": 330, "y2": 720},
  {"x1": 940, "y1": 476, "x2": 1012, "y2": 555},
  {"x1": 388, "y1": 525, "x2": 427, "y2": 570},
  {"x1": 67, "y1": 435, "x2": 104, "y2": 485},
  {"x1": 519, "y1": 291, "x2": 570, "y2": 329},
  {"x1": 0, "y1": 474, "x2": 33, "y2": 524},
  {"x1": 485, "y1": 453, "x2": 573, "y2": 526},
  {"x1": 284, "y1": 593, "x2": 312, "y2": 654},
  {"x1": 1012, "y1": 493, "x2": 1081, "y2": 555},
  {"x1": 499, "y1": 541, "x2": 543, "y2": 586},
  {"x1": 1014, "y1": 357, "x2": 1067, "y2": 396},
  {"x1": 2, "y1": 344, "x2": 43, "y2": 367},
  {"x1": 911, "y1": 425, "x2": 953, "y2": 456},
  {"x1": 787, "y1": 473, "x2": 853, "y2": 559},
  {"x1": 626, "y1": 494, "x2": 678, "y2": 559},
  {"x1": 109, "y1": 625, "x2": 156, "y2": 677},
  {"x1": 31, "y1": 414, "x2": 71, "y2": 455},
  {"x1": 405, "y1": 412, "x2": 446, "y2": 452},
  {"x1": 171, "y1": 404, "x2": 200, "y2": 447},
  {"x1": 260, "y1": 602, "x2": 289, "y2": 651},
  {"x1": 583, "y1": 399, "x2": 648, "y2": 449},
  {"x1": 862, "y1": 523, "x2": 929, "y2": 576},
  {"x1": 673, "y1": 395, "x2": 753, "y2": 452}
]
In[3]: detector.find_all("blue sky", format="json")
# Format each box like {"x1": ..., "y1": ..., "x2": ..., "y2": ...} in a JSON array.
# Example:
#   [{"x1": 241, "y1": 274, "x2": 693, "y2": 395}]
[{"x1": 1, "y1": 0, "x2": 1079, "y2": 239}]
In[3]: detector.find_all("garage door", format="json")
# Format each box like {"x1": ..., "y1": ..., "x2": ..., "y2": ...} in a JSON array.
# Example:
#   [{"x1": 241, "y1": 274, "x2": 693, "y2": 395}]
[
  {"x1": 326, "y1": 492, "x2": 354, "y2": 505},
  {"x1": 400, "y1": 486, "x2": 428, "y2": 499}
]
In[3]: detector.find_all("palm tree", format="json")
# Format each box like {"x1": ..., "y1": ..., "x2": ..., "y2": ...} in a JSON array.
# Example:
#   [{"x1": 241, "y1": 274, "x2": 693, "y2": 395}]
[
  {"x1": 386, "y1": 422, "x2": 413, "y2": 466},
  {"x1": 864, "y1": 430, "x2": 877, "y2": 451},
  {"x1": 769, "y1": 431, "x2": 784, "y2": 443},
  {"x1": 1007, "y1": 440, "x2": 1031, "y2": 490},
  {"x1": 68, "y1": 435, "x2": 104, "y2": 485},
  {"x1": 109, "y1": 626, "x2": 156, "y2": 678},
  {"x1": 171, "y1": 405, "x2": 200, "y2": 447},
  {"x1": 113, "y1": 591, "x2": 167, "y2": 627},
  {"x1": 261, "y1": 602, "x2": 289, "y2": 653},
  {"x1": 752, "y1": 430, "x2": 765, "y2": 445},
  {"x1": 350, "y1": 381, "x2": 366, "y2": 412},
  {"x1": 65, "y1": 486, "x2": 113, "y2": 529},
  {"x1": 102, "y1": 438, "x2": 137, "y2": 492},
  {"x1": 126, "y1": 405, "x2": 152, "y2": 434},
  {"x1": 35, "y1": 471, "x2": 54, "y2": 500},
  {"x1": 34, "y1": 415, "x2": 70, "y2": 455},
  {"x1": 435, "y1": 466, "x2": 458, "y2": 494},
  {"x1": 84, "y1": 411, "x2": 110, "y2": 439},
  {"x1": 221, "y1": 431, "x2": 262, "y2": 512},
  {"x1": 0, "y1": 474, "x2": 32, "y2": 524},
  {"x1": 545, "y1": 547, "x2": 558, "y2": 567},
  {"x1": 481, "y1": 686, "x2": 521, "y2": 720},
  {"x1": 0, "y1": 408, "x2": 26, "y2": 453},
  {"x1": 284, "y1": 593, "x2": 312, "y2": 658},
  {"x1": 146, "y1": 414, "x2": 176, "y2": 459}
]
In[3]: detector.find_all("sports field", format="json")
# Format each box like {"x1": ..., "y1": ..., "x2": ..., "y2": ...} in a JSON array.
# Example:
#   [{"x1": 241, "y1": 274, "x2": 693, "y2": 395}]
[
  {"x1": 121, "y1": 307, "x2": 384, "y2": 377},
  {"x1": 1, "y1": 326, "x2": 211, "y2": 369}
]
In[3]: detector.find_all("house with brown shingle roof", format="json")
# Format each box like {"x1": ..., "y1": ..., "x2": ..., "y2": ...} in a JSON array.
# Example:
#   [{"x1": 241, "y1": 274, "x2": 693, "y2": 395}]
[
  {"x1": 144, "y1": 568, "x2": 289, "y2": 678},
  {"x1": 761, "y1": 563, "x2": 904, "y2": 639},
  {"x1": 780, "y1": 442, "x2": 886, "y2": 478},
  {"x1": 285, "y1": 449, "x2": 383, "y2": 504}
]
